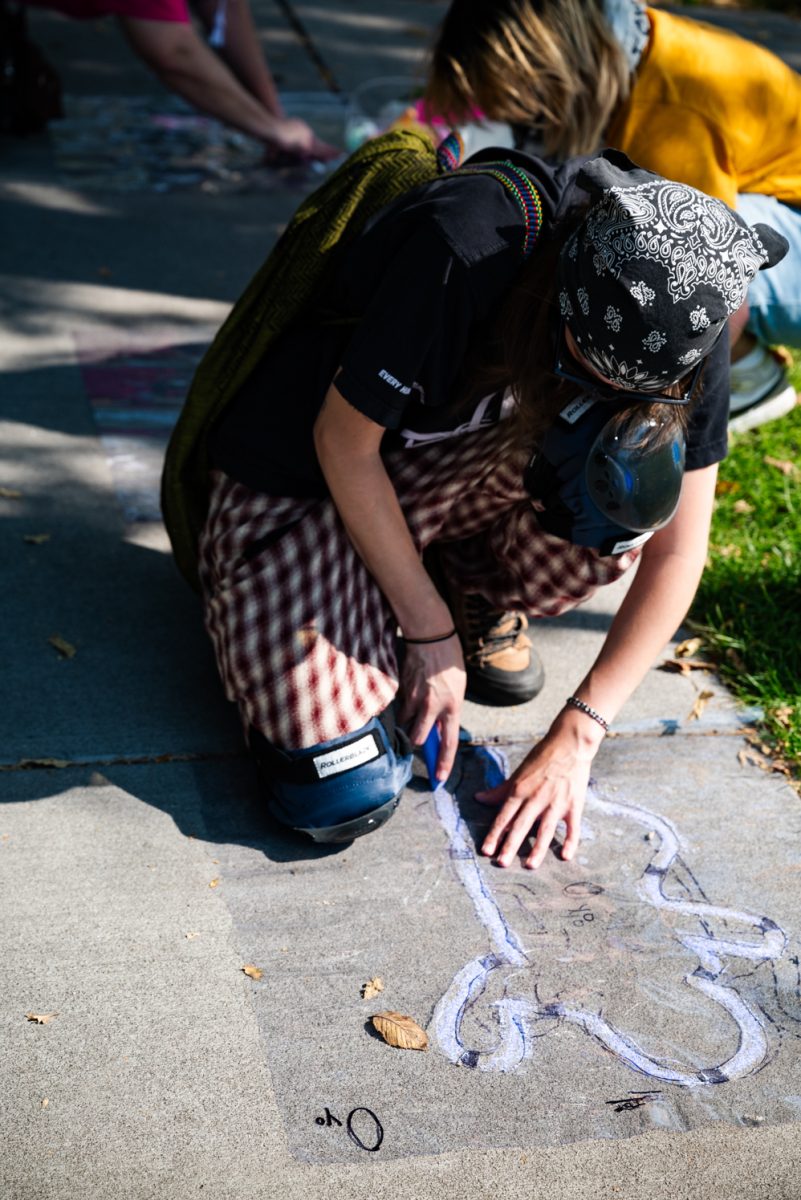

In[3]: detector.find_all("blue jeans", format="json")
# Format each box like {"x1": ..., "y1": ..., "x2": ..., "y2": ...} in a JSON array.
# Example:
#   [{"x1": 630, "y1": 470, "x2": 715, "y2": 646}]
[
  {"x1": 249, "y1": 714, "x2": 412, "y2": 841},
  {"x1": 737, "y1": 193, "x2": 801, "y2": 347}
]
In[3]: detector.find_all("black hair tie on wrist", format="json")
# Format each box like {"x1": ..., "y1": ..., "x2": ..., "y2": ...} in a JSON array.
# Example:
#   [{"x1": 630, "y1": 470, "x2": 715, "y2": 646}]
[
  {"x1": 401, "y1": 629, "x2": 457, "y2": 645},
  {"x1": 565, "y1": 695, "x2": 609, "y2": 733}
]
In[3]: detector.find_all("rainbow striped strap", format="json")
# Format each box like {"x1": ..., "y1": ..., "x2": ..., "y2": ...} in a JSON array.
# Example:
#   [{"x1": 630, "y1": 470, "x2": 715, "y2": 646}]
[
  {"x1": 456, "y1": 160, "x2": 545, "y2": 260},
  {"x1": 435, "y1": 130, "x2": 465, "y2": 175}
]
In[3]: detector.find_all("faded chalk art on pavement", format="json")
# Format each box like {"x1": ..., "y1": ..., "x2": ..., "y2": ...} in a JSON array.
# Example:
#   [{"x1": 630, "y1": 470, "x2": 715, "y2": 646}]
[
  {"x1": 61, "y1": 89, "x2": 347, "y2": 521},
  {"x1": 74, "y1": 337, "x2": 206, "y2": 522},
  {"x1": 52, "y1": 93, "x2": 345, "y2": 194},
  {"x1": 209, "y1": 735, "x2": 801, "y2": 1163}
]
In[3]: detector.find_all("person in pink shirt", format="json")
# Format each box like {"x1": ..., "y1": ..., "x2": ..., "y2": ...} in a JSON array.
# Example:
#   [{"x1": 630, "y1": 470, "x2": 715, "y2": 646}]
[{"x1": 24, "y1": 0, "x2": 337, "y2": 162}]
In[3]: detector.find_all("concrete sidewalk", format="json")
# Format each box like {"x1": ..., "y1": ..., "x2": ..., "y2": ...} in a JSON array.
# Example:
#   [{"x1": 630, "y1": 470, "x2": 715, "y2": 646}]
[{"x1": 2, "y1": 4, "x2": 801, "y2": 1197}]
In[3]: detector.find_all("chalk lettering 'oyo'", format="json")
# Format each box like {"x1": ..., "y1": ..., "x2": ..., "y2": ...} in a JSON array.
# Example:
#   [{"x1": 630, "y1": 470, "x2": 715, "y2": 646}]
[{"x1": 314, "y1": 1107, "x2": 383, "y2": 1152}]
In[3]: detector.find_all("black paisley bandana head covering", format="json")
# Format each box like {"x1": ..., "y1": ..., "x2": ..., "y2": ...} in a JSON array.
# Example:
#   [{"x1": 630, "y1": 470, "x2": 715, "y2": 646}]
[{"x1": 557, "y1": 150, "x2": 789, "y2": 393}]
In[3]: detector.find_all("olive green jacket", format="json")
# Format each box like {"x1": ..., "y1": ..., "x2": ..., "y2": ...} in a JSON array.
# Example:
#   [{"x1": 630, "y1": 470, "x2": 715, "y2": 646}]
[{"x1": 161, "y1": 128, "x2": 439, "y2": 590}]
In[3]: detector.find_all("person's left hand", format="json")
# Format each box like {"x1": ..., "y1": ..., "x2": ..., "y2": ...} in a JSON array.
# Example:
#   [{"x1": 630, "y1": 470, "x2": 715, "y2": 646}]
[
  {"x1": 307, "y1": 133, "x2": 341, "y2": 163},
  {"x1": 397, "y1": 634, "x2": 466, "y2": 782},
  {"x1": 477, "y1": 712, "x2": 600, "y2": 868}
]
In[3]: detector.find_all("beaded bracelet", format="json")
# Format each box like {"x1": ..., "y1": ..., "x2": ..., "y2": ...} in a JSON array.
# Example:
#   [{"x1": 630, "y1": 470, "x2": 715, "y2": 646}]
[
  {"x1": 565, "y1": 695, "x2": 609, "y2": 733},
  {"x1": 401, "y1": 629, "x2": 457, "y2": 645}
]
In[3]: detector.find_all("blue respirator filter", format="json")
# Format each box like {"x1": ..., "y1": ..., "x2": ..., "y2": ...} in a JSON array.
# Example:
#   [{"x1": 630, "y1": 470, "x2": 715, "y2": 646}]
[{"x1": 585, "y1": 411, "x2": 686, "y2": 534}]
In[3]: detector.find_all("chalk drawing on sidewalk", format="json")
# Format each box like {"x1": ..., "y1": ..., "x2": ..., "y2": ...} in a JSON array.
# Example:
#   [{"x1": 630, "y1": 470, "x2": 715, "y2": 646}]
[
  {"x1": 74, "y1": 338, "x2": 206, "y2": 522},
  {"x1": 431, "y1": 746, "x2": 789, "y2": 1086},
  {"x1": 52, "y1": 94, "x2": 344, "y2": 194}
]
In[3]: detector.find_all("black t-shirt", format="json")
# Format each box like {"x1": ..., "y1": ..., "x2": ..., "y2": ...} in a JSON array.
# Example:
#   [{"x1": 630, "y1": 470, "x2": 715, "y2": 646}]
[{"x1": 209, "y1": 151, "x2": 729, "y2": 497}]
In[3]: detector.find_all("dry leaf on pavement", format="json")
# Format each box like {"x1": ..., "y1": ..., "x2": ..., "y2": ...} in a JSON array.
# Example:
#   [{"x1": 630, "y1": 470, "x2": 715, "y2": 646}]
[
  {"x1": 208, "y1": 878, "x2": 220, "y2": 889},
  {"x1": 362, "y1": 977, "x2": 384, "y2": 1000},
  {"x1": 738, "y1": 746, "x2": 771, "y2": 771},
  {"x1": 48, "y1": 635, "x2": 76, "y2": 659},
  {"x1": 25, "y1": 1012, "x2": 58, "y2": 1024},
  {"x1": 185, "y1": 931, "x2": 200, "y2": 940},
  {"x1": 749, "y1": 735, "x2": 774, "y2": 756},
  {"x1": 687, "y1": 690, "x2": 714, "y2": 722},
  {"x1": 660, "y1": 658, "x2": 716, "y2": 676},
  {"x1": 371, "y1": 1011, "x2": 428, "y2": 1051},
  {"x1": 674, "y1": 636, "x2": 703, "y2": 658},
  {"x1": 242, "y1": 964, "x2": 263, "y2": 981},
  {"x1": 743, "y1": 731, "x2": 794, "y2": 779},
  {"x1": 41, "y1": 1098, "x2": 49, "y2": 1109},
  {"x1": 763, "y1": 455, "x2": 799, "y2": 477}
]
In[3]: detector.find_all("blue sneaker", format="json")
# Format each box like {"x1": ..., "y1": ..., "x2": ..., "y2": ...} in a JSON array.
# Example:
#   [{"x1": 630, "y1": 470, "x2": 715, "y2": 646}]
[{"x1": 729, "y1": 344, "x2": 797, "y2": 433}]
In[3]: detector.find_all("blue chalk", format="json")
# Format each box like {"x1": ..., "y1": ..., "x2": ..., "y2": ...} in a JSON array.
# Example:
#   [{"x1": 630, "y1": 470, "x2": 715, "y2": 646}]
[{"x1": 422, "y1": 726, "x2": 441, "y2": 788}]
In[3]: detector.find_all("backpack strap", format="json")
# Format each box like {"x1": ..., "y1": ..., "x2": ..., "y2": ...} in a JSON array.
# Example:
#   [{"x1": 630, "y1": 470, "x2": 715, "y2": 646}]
[
  {"x1": 456, "y1": 160, "x2": 545, "y2": 259},
  {"x1": 436, "y1": 133, "x2": 545, "y2": 259},
  {"x1": 435, "y1": 129, "x2": 465, "y2": 174}
]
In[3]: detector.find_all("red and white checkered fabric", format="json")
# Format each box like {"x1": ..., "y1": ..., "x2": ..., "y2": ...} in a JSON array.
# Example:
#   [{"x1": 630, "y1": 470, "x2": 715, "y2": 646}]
[{"x1": 199, "y1": 424, "x2": 640, "y2": 748}]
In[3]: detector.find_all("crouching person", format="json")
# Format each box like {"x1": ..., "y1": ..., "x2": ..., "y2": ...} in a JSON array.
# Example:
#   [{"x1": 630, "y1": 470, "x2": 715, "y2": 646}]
[{"x1": 187, "y1": 145, "x2": 786, "y2": 858}]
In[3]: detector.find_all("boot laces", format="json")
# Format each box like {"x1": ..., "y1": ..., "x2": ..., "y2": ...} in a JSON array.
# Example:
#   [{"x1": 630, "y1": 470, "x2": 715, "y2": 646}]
[{"x1": 462, "y1": 593, "x2": 527, "y2": 662}]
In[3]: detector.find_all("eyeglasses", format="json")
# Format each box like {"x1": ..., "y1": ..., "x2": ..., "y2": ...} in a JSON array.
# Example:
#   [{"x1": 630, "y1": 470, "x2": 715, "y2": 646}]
[{"x1": 552, "y1": 317, "x2": 703, "y2": 408}]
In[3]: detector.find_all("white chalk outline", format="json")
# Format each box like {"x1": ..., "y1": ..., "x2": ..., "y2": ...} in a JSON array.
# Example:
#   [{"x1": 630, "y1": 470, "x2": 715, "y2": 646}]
[{"x1": 431, "y1": 748, "x2": 788, "y2": 1085}]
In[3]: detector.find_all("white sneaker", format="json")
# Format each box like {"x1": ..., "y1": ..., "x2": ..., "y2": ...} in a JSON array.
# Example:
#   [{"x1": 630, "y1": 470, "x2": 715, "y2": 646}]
[{"x1": 729, "y1": 343, "x2": 797, "y2": 433}]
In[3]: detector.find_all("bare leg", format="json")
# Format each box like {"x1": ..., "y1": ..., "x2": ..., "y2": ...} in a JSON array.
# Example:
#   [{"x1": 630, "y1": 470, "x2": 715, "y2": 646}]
[
  {"x1": 118, "y1": 15, "x2": 336, "y2": 159},
  {"x1": 730, "y1": 300, "x2": 754, "y2": 362}
]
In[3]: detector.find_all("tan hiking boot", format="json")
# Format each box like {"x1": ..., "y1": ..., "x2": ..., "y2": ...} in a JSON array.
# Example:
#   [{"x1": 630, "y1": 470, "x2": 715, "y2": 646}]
[{"x1": 455, "y1": 592, "x2": 545, "y2": 707}]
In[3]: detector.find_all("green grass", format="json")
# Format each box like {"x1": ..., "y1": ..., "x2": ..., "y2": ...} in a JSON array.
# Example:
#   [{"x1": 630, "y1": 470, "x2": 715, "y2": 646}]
[{"x1": 689, "y1": 359, "x2": 801, "y2": 775}]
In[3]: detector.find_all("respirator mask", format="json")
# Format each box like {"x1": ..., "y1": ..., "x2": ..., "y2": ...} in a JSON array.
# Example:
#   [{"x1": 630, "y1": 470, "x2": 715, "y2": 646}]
[{"x1": 524, "y1": 317, "x2": 698, "y2": 555}]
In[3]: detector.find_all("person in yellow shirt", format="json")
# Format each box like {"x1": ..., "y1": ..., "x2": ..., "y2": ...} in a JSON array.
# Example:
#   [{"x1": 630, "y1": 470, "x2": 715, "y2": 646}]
[{"x1": 423, "y1": 0, "x2": 801, "y2": 430}]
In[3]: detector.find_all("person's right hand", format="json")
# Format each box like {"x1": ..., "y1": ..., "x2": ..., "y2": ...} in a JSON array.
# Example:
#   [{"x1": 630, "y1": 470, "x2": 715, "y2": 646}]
[
  {"x1": 397, "y1": 634, "x2": 466, "y2": 783},
  {"x1": 476, "y1": 716, "x2": 596, "y2": 870},
  {"x1": 266, "y1": 116, "x2": 339, "y2": 163}
]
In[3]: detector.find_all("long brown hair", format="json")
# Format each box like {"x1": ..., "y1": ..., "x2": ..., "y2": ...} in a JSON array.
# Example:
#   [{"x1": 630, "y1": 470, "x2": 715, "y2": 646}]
[{"x1": 424, "y1": 0, "x2": 632, "y2": 157}]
